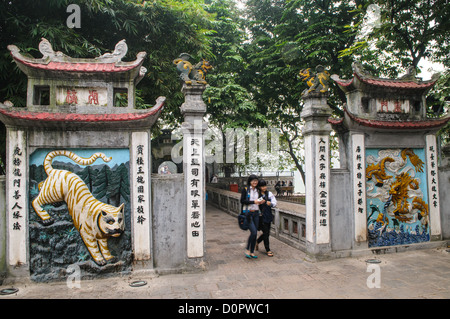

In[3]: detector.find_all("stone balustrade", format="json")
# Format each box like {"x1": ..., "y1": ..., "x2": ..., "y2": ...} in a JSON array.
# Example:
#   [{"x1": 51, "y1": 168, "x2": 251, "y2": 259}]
[{"x1": 206, "y1": 185, "x2": 307, "y2": 251}]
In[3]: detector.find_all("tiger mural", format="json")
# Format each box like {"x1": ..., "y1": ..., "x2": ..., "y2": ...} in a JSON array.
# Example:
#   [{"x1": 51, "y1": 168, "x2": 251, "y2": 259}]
[{"x1": 31, "y1": 150, "x2": 125, "y2": 266}]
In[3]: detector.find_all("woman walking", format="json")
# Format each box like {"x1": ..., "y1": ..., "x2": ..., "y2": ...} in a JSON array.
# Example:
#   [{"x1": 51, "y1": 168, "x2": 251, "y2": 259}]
[
  {"x1": 256, "y1": 179, "x2": 277, "y2": 257},
  {"x1": 240, "y1": 174, "x2": 265, "y2": 259}
]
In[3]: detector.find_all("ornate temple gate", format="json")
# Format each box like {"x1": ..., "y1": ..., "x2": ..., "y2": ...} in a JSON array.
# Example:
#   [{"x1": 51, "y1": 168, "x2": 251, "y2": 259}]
[
  {"x1": 300, "y1": 63, "x2": 450, "y2": 260},
  {"x1": 0, "y1": 40, "x2": 212, "y2": 282},
  {"x1": 0, "y1": 39, "x2": 169, "y2": 281},
  {"x1": 0, "y1": 39, "x2": 449, "y2": 283}
]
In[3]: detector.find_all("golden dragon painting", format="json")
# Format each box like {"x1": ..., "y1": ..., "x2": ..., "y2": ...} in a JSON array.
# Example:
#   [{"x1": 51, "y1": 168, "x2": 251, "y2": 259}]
[{"x1": 365, "y1": 148, "x2": 429, "y2": 247}]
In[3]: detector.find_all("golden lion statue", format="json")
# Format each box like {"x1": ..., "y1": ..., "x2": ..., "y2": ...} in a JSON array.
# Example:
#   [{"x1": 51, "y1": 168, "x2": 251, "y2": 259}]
[
  {"x1": 299, "y1": 65, "x2": 330, "y2": 96},
  {"x1": 173, "y1": 53, "x2": 212, "y2": 85}
]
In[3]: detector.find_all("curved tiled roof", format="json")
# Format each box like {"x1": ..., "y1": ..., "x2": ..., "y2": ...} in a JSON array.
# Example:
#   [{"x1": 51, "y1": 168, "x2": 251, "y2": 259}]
[
  {"x1": 331, "y1": 62, "x2": 439, "y2": 91},
  {"x1": 12, "y1": 58, "x2": 140, "y2": 73},
  {"x1": 328, "y1": 107, "x2": 449, "y2": 130},
  {"x1": 0, "y1": 97, "x2": 165, "y2": 128}
]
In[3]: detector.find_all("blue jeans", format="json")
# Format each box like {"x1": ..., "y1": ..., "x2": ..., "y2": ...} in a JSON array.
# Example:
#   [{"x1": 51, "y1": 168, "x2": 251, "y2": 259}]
[{"x1": 246, "y1": 211, "x2": 259, "y2": 253}]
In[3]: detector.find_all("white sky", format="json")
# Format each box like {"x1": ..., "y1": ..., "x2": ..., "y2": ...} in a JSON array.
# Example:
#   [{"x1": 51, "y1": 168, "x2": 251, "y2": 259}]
[{"x1": 418, "y1": 59, "x2": 445, "y2": 80}]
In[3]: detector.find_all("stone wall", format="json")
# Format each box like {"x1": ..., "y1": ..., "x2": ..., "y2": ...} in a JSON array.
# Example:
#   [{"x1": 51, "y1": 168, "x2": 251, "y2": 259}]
[
  {"x1": 0, "y1": 176, "x2": 5, "y2": 282},
  {"x1": 210, "y1": 176, "x2": 294, "y2": 194},
  {"x1": 329, "y1": 169, "x2": 352, "y2": 251},
  {"x1": 439, "y1": 145, "x2": 450, "y2": 240},
  {"x1": 151, "y1": 173, "x2": 191, "y2": 273}
]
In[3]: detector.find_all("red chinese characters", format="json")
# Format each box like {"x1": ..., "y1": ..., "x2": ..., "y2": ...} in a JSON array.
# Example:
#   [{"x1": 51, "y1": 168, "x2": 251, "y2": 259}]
[
  {"x1": 88, "y1": 90, "x2": 99, "y2": 105},
  {"x1": 66, "y1": 89, "x2": 78, "y2": 104}
]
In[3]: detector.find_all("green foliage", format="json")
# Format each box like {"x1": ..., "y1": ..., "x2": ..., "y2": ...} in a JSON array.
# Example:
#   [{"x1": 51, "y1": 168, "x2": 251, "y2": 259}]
[
  {"x1": 0, "y1": 0, "x2": 215, "y2": 114},
  {"x1": 340, "y1": 0, "x2": 450, "y2": 74},
  {"x1": 340, "y1": 0, "x2": 449, "y2": 144},
  {"x1": 239, "y1": 0, "x2": 360, "y2": 180},
  {"x1": 203, "y1": 0, "x2": 266, "y2": 130},
  {"x1": 0, "y1": 0, "x2": 449, "y2": 176},
  {"x1": 428, "y1": 70, "x2": 450, "y2": 145},
  {"x1": 428, "y1": 70, "x2": 450, "y2": 117},
  {"x1": 244, "y1": 0, "x2": 360, "y2": 114},
  {"x1": 0, "y1": 0, "x2": 216, "y2": 173}
]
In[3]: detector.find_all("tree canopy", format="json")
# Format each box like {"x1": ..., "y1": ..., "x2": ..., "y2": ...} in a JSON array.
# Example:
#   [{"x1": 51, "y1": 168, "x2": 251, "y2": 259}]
[
  {"x1": 0, "y1": 0, "x2": 214, "y2": 114},
  {"x1": 340, "y1": 0, "x2": 450, "y2": 72},
  {"x1": 0, "y1": 0, "x2": 448, "y2": 176}
]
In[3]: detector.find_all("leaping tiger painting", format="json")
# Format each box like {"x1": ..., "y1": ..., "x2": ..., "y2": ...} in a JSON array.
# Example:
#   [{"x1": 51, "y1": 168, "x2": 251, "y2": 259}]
[{"x1": 31, "y1": 150, "x2": 125, "y2": 266}]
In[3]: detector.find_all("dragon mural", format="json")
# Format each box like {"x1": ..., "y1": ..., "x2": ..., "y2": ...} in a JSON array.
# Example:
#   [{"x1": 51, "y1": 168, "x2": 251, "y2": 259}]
[{"x1": 366, "y1": 148, "x2": 430, "y2": 247}]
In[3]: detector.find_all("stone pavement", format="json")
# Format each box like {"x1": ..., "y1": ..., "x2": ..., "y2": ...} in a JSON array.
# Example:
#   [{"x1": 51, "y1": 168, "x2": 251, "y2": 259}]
[{"x1": 1, "y1": 204, "x2": 449, "y2": 300}]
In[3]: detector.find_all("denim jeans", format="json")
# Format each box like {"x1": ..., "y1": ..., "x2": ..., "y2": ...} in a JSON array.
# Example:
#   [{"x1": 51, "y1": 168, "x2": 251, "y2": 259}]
[{"x1": 246, "y1": 211, "x2": 259, "y2": 253}]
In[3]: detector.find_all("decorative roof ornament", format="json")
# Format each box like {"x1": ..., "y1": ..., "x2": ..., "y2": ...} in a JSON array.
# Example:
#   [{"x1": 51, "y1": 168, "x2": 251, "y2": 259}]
[
  {"x1": 7, "y1": 38, "x2": 147, "y2": 76},
  {"x1": 351, "y1": 62, "x2": 374, "y2": 79},
  {"x1": 38, "y1": 38, "x2": 67, "y2": 59},
  {"x1": 399, "y1": 66, "x2": 418, "y2": 81},
  {"x1": 96, "y1": 39, "x2": 128, "y2": 62},
  {"x1": 173, "y1": 53, "x2": 212, "y2": 85},
  {"x1": 299, "y1": 65, "x2": 330, "y2": 97}
]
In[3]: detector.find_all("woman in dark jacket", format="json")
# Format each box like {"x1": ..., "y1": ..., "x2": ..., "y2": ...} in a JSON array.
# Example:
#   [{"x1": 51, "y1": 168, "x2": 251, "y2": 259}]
[
  {"x1": 256, "y1": 179, "x2": 277, "y2": 257},
  {"x1": 240, "y1": 174, "x2": 265, "y2": 258}
]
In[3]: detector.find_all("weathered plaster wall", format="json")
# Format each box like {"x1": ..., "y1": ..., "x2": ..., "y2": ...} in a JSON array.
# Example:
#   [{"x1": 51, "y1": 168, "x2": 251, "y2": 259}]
[
  {"x1": 364, "y1": 131, "x2": 426, "y2": 149},
  {"x1": 27, "y1": 129, "x2": 130, "y2": 149},
  {"x1": 439, "y1": 145, "x2": 450, "y2": 240},
  {"x1": 439, "y1": 169, "x2": 450, "y2": 240},
  {"x1": 151, "y1": 173, "x2": 186, "y2": 272},
  {"x1": 329, "y1": 169, "x2": 352, "y2": 251},
  {"x1": 0, "y1": 176, "x2": 6, "y2": 281}
]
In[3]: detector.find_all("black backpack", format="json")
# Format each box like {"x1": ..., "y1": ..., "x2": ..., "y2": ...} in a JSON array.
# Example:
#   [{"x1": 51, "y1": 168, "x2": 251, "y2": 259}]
[
  {"x1": 238, "y1": 187, "x2": 251, "y2": 230},
  {"x1": 238, "y1": 212, "x2": 250, "y2": 230}
]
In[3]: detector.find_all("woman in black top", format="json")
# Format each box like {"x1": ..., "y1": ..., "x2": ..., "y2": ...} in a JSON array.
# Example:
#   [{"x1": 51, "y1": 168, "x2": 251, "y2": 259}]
[
  {"x1": 256, "y1": 179, "x2": 277, "y2": 257},
  {"x1": 240, "y1": 174, "x2": 265, "y2": 258}
]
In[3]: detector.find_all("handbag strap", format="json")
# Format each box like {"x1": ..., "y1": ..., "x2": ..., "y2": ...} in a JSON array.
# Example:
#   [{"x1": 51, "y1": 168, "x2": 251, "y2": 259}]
[{"x1": 243, "y1": 187, "x2": 250, "y2": 212}]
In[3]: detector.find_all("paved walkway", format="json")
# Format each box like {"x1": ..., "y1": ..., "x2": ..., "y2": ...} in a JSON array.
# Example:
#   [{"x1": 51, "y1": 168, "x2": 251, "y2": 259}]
[{"x1": 1, "y1": 204, "x2": 449, "y2": 299}]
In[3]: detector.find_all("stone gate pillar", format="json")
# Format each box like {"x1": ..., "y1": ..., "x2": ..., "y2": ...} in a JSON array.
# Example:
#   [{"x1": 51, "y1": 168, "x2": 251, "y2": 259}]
[
  {"x1": 6, "y1": 128, "x2": 27, "y2": 269},
  {"x1": 174, "y1": 54, "x2": 211, "y2": 260},
  {"x1": 425, "y1": 134, "x2": 442, "y2": 240},
  {"x1": 300, "y1": 81, "x2": 333, "y2": 259},
  {"x1": 181, "y1": 84, "x2": 208, "y2": 258}
]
